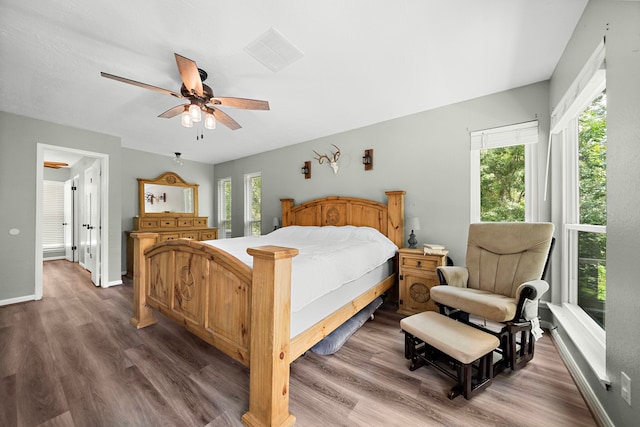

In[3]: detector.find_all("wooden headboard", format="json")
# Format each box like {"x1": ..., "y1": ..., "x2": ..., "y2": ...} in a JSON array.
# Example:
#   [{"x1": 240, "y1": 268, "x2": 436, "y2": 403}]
[{"x1": 280, "y1": 191, "x2": 405, "y2": 248}]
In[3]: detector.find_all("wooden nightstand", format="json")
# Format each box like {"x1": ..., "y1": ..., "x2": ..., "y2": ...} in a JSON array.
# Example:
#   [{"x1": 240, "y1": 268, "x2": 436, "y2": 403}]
[{"x1": 397, "y1": 247, "x2": 448, "y2": 315}]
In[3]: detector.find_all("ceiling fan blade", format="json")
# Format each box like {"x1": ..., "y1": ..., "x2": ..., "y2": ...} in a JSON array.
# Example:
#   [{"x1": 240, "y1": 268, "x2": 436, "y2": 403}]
[
  {"x1": 174, "y1": 53, "x2": 203, "y2": 97},
  {"x1": 44, "y1": 161, "x2": 68, "y2": 169},
  {"x1": 100, "y1": 72, "x2": 184, "y2": 98},
  {"x1": 158, "y1": 104, "x2": 188, "y2": 118},
  {"x1": 209, "y1": 97, "x2": 270, "y2": 110},
  {"x1": 210, "y1": 107, "x2": 241, "y2": 130}
]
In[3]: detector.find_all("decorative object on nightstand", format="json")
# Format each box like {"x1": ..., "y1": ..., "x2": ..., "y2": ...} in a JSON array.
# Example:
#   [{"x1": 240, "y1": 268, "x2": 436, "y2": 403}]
[
  {"x1": 397, "y1": 247, "x2": 448, "y2": 315},
  {"x1": 407, "y1": 217, "x2": 421, "y2": 249}
]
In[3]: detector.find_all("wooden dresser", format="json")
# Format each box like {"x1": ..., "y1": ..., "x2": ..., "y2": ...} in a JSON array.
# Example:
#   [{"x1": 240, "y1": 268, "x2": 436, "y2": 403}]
[
  {"x1": 125, "y1": 215, "x2": 217, "y2": 278},
  {"x1": 125, "y1": 171, "x2": 218, "y2": 278}
]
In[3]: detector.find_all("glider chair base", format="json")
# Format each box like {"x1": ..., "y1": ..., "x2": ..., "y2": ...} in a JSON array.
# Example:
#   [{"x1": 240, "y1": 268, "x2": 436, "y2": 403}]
[{"x1": 400, "y1": 311, "x2": 499, "y2": 400}]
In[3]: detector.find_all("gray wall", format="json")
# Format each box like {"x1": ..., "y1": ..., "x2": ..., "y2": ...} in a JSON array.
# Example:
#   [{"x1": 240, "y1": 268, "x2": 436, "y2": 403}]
[
  {"x1": 214, "y1": 81, "x2": 551, "y2": 265},
  {"x1": 120, "y1": 148, "x2": 215, "y2": 271},
  {"x1": 548, "y1": 1, "x2": 640, "y2": 425},
  {"x1": 0, "y1": 111, "x2": 122, "y2": 300}
]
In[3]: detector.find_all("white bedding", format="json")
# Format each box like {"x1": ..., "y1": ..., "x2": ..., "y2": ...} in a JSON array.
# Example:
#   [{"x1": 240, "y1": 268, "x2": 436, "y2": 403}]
[{"x1": 203, "y1": 225, "x2": 398, "y2": 313}]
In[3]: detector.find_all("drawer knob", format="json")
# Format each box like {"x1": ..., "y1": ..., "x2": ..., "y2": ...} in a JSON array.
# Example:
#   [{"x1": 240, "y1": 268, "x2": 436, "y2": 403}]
[{"x1": 417, "y1": 261, "x2": 422, "y2": 267}]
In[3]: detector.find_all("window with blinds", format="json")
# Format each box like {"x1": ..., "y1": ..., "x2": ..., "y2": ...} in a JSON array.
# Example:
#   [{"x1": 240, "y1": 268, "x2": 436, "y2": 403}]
[{"x1": 43, "y1": 180, "x2": 65, "y2": 251}]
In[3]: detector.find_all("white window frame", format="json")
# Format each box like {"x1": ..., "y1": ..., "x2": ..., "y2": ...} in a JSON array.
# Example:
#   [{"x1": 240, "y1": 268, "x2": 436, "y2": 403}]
[
  {"x1": 244, "y1": 172, "x2": 261, "y2": 236},
  {"x1": 547, "y1": 40, "x2": 609, "y2": 387},
  {"x1": 217, "y1": 177, "x2": 232, "y2": 238},
  {"x1": 470, "y1": 120, "x2": 539, "y2": 223}
]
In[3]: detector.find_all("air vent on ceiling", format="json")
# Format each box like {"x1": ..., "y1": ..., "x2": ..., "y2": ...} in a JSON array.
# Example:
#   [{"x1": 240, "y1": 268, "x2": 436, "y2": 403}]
[{"x1": 245, "y1": 27, "x2": 304, "y2": 72}]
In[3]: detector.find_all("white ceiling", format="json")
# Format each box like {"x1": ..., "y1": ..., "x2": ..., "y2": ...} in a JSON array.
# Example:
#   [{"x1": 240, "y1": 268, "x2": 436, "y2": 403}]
[{"x1": 1, "y1": 0, "x2": 587, "y2": 165}]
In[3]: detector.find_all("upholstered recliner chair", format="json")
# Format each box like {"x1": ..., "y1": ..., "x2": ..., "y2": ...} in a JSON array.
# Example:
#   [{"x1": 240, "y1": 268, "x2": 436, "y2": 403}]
[{"x1": 430, "y1": 222, "x2": 554, "y2": 372}]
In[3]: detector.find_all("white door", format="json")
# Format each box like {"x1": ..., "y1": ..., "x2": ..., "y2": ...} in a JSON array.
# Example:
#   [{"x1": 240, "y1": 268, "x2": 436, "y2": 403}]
[
  {"x1": 83, "y1": 160, "x2": 101, "y2": 286},
  {"x1": 64, "y1": 179, "x2": 73, "y2": 261}
]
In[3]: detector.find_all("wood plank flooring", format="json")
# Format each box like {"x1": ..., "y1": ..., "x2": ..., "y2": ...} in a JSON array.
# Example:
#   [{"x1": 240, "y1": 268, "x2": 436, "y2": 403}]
[{"x1": 0, "y1": 260, "x2": 597, "y2": 426}]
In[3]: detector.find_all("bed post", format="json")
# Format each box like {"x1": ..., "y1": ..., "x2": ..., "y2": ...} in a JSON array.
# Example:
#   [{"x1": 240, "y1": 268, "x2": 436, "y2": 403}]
[
  {"x1": 242, "y1": 245, "x2": 299, "y2": 427},
  {"x1": 385, "y1": 191, "x2": 405, "y2": 248},
  {"x1": 130, "y1": 232, "x2": 158, "y2": 329},
  {"x1": 280, "y1": 198, "x2": 294, "y2": 227}
]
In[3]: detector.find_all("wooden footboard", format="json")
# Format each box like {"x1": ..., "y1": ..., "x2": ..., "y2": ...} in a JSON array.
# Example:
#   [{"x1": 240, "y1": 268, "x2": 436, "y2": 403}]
[{"x1": 131, "y1": 233, "x2": 298, "y2": 426}]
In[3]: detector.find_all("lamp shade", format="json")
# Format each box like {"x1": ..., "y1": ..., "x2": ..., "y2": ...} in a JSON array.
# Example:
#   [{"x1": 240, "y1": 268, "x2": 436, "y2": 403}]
[
  {"x1": 407, "y1": 217, "x2": 421, "y2": 231},
  {"x1": 181, "y1": 111, "x2": 193, "y2": 128},
  {"x1": 189, "y1": 104, "x2": 202, "y2": 122},
  {"x1": 204, "y1": 112, "x2": 216, "y2": 129}
]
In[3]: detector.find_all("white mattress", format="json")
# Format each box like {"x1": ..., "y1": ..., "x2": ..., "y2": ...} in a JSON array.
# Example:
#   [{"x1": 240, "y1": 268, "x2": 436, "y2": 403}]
[
  {"x1": 202, "y1": 225, "x2": 398, "y2": 338},
  {"x1": 290, "y1": 258, "x2": 393, "y2": 338}
]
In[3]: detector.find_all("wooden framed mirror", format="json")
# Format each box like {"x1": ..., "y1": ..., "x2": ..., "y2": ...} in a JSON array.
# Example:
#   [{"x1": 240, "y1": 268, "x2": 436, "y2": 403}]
[{"x1": 138, "y1": 172, "x2": 199, "y2": 217}]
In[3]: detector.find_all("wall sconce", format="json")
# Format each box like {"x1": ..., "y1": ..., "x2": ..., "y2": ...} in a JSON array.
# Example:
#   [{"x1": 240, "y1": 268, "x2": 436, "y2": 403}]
[
  {"x1": 301, "y1": 161, "x2": 311, "y2": 179},
  {"x1": 362, "y1": 149, "x2": 373, "y2": 171},
  {"x1": 173, "y1": 152, "x2": 184, "y2": 166},
  {"x1": 145, "y1": 192, "x2": 166, "y2": 205}
]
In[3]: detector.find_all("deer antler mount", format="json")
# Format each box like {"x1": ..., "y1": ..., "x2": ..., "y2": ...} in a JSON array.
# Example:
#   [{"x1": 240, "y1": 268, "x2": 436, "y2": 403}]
[{"x1": 313, "y1": 144, "x2": 341, "y2": 174}]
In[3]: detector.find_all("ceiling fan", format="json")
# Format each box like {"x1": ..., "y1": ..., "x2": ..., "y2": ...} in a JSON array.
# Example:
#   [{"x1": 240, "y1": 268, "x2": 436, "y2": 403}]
[{"x1": 101, "y1": 53, "x2": 269, "y2": 130}]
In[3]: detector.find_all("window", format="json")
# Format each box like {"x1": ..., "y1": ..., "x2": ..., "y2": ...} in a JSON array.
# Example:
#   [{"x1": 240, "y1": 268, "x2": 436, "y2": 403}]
[
  {"x1": 565, "y1": 89, "x2": 607, "y2": 330},
  {"x1": 217, "y1": 177, "x2": 232, "y2": 238},
  {"x1": 547, "y1": 41, "x2": 608, "y2": 385},
  {"x1": 470, "y1": 120, "x2": 539, "y2": 222},
  {"x1": 43, "y1": 180, "x2": 65, "y2": 252},
  {"x1": 244, "y1": 172, "x2": 261, "y2": 236}
]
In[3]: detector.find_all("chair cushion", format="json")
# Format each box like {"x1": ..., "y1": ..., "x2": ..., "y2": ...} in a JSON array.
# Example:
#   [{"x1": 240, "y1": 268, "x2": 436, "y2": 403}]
[
  {"x1": 430, "y1": 285, "x2": 517, "y2": 322},
  {"x1": 466, "y1": 222, "x2": 554, "y2": 297},
  {"x1": 400, "y1": 311, "x2": 499, "y2": 364}
]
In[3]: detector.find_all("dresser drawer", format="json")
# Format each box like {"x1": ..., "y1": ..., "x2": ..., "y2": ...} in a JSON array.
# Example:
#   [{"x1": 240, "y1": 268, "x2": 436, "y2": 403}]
[
  {"x1": 177, "y1": 219, "x2": 193, "y2": 227},
  {"x1": 160, "y1": 219, "x2": 177, "y2": 228},
  {"x1": 180, "y1": 231, "x2": 198, "y2": 239},
  {"x1": 193, "y1": 218, "x2": 208, "y2": 227},
  {"x1": 139, "y1": 219, "x2": 159, "y2": 228},
  {"x1": 199, "y1": 230, "x2": 217, "y2": 240},
  {"x1": 401, "y1": 255, "x2": 440, "y2": 271},
  {"x1": 159, "y1": 233, "x2": 180, "y2": 242}
]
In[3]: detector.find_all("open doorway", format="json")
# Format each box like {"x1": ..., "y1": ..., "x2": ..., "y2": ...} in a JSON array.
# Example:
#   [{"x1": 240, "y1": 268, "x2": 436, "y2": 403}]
[{"x1": 35, "y1": 144, "x2": 110, "y2": 299}]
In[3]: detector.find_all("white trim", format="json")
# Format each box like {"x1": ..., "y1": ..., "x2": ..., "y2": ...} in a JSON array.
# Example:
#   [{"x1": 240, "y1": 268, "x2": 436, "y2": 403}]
[
  {"x1": 565, "y1": 224, "x2": 606, "y2": 234},
  {"x1": 104, "y1": 279, "x2": 123, "y2": 288},
  {"x1": 36, "y1": 144, "x2": 110, "y2": 297},
  {"x1": 551, "y1": 40, "x2": 606, "y2": 134},
  {"x1": 550, "y1": 328, "x2": 614, "y2": 427},
  {"x1": 0, "y1": 294, "x2": 37, "y2": 306},
  {"x1": 469, "y1": 150, "x2": 480, "y2": 222},
  {"x1": 547, "y1": 303, "x2": 610, "y2": 387},
  {"x1": 43, "y1": 256, "x2": 66, "y2": 261}
]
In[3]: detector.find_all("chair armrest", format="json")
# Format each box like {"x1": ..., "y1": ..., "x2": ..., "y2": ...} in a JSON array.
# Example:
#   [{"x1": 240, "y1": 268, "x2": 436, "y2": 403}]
[
  {"x1": 515, "y1": 280, "x2": 550, "y2": 320},
  {"x1": 516, "y1": 279, "x2": 549, "y2": 302},
  {"x1": 436, "y1": 266, "x2": 469, "y2": 287}
]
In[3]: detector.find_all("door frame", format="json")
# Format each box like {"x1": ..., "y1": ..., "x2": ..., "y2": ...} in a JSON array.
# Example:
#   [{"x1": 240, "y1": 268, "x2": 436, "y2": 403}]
[{"x1": 35, "y1": 143, "x2": 110, "y2": 299}]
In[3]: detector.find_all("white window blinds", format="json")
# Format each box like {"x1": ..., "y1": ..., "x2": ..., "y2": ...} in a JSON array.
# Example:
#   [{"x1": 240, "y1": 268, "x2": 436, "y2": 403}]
[
  {"x1": 470, "y1": 120, "x2": 539, "y2": 150},
  {"x1": 43, "y1": 180, "x2": 65, "y2": 250}
]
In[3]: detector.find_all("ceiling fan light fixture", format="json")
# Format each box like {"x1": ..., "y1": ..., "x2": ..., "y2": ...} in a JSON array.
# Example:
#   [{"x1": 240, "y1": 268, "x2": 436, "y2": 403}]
[
  {"x1": 189, "y1": 104, "x2": 202, "y2": 122},
  {"x1": 174, "y1": 152, "x2": 184, "y2": 166},
  {"x1": 204, "y1": 112, "x2": 216, "y2": 130},
  {"x1": 181, "y1": 110, "x2": 194, "y2": 127}
]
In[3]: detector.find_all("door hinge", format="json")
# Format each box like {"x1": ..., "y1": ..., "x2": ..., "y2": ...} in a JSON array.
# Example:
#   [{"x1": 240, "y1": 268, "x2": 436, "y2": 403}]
[
  {"x1": 399, "y1": 274, "x2": 403, "y2": 280},
  {"x1": 72, "y1": 246, "x2": 77, "y2": 251},
  {"x1": 399, "y1": 299, "x2": 403, "y2": 305},
  {"x1": 71, "y1": 186, "x2": 77, "y2": 191}
]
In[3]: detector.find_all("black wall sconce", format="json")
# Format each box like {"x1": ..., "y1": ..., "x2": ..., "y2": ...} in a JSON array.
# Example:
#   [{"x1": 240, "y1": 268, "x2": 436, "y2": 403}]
[
  {"x1": 301, "y1": 161, "x2": 311, "y2": 179},
  {"x1": 362, "y1": 149, "x2": 373, "y2": 171}
]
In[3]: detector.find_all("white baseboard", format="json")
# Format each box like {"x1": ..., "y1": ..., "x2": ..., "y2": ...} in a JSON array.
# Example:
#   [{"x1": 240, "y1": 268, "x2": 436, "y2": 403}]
[
  {"x1": 0, "y1": 294, "x2": 37, "y2": 306},
  {"x1": 43, "y1": 255, "x2": 66, "y2": 261},
  {"x1": 550, "y1": 328, "x2": 614, "y2": 427},
  {"x1": 103, "y1": 279, "x2": 123, "y2": 288}
]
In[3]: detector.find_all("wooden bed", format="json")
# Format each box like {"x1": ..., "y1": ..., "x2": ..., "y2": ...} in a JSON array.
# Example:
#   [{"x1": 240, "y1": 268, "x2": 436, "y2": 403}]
[{"x1": 130, "y1": 191, "x2": 405, "y2": 427}]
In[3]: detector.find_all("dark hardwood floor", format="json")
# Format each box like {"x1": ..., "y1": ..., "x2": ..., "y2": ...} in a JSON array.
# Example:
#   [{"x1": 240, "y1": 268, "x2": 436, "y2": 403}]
[{"x1": 0, "y1": 260, "x2": 597, "y2": 426}]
